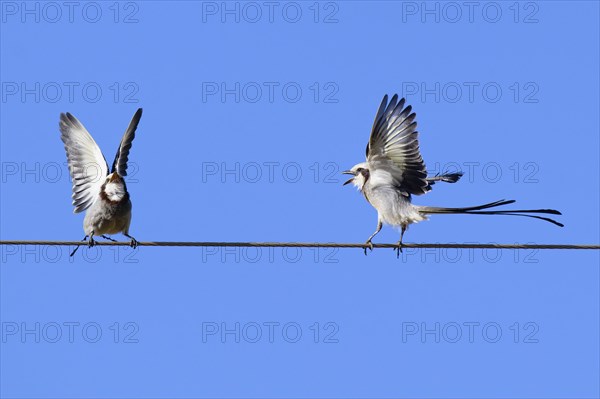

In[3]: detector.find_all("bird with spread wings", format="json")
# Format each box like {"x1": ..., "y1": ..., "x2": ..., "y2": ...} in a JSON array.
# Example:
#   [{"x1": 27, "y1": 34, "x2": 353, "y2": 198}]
[
  {"x1": 343, "y1": 94, "x2": 562, "y2": 257},
  {"x1": 60, "y1": 109, "x2": 143, "y2": 256}
]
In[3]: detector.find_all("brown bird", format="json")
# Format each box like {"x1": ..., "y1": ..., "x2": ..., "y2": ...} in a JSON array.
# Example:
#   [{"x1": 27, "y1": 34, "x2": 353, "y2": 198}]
[{"x1": 59, "y1": 109, "x2": 143, "y2": 256}]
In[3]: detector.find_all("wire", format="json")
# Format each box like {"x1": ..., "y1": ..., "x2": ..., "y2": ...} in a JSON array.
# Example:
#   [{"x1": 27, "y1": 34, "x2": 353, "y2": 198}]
[{"x1": 0, "y1": 241, "x2": 598, "y2": 250}]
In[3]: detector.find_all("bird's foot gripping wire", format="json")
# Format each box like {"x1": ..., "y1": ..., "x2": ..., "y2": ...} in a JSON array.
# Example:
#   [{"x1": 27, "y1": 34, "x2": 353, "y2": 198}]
[
  {"x1": 364, "y1": 221, "x2": 382, "y2": 256},
  {"x1": 395, "y1": 241, "x2": 403, "y2": 258},
  {"x1": 364, "y1": 240, "x2": 374, "y2": 256},
  {"x1": 395, "y1": 226, "x2": 407, "y2": 258},
  {"x1": 101, "y1": 235, "x2": 117, "y2": 242},
  {"x1": 87, "y1": 236, "x2": 96, "y2": 248},
  {"x1": 125, "y1": 234, "x2": 138, "y2": 249}
]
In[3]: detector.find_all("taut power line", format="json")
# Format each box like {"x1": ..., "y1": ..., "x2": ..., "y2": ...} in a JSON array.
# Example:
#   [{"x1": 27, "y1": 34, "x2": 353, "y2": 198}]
[{"x1": 0, "y1": 241, "x2": 598, "y2": 250}]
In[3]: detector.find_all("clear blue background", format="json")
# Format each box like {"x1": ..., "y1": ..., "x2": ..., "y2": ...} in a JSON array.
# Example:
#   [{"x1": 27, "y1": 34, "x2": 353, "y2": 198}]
[{"x1": 1, "y1": 1, "x2": 599, "y2": 398}]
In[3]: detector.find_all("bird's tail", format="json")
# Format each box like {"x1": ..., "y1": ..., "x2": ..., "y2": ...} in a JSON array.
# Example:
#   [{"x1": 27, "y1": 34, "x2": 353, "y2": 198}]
[
  {"x1": 418, "y1": 199, "x2": 564, "y2": 227},
  {"x1": 427, "y1": 172, "x2": 463, "y2": 185}
]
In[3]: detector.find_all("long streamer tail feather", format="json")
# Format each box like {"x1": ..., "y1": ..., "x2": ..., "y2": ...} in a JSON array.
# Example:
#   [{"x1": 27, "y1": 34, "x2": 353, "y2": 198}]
[{"x1": 418, "y1": 199, "x2": 563, "y2": 227}]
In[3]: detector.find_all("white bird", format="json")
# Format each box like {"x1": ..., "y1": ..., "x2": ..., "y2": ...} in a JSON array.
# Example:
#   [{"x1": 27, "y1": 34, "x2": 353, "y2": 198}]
[
  {"x1": 343, "y1": 94, "x2": 563, "y2": 256},
  {"x1": 60, "y1": 109, "x2": 143, "y2": 256}
]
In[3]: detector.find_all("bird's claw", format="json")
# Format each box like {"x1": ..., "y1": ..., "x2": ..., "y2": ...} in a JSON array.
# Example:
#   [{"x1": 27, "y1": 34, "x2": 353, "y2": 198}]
[
  {"x1": 129, "y1": 237, "x2": 138, "y2": 249},
  {"x1": 88, "y1": 237, "x2": 96, "y2": 248},
  {"x1": 364, "y1": 240, "x2": 374, "y2": 256},
  {"x1": 395, "y1": 241, "x2": 403, "y2": 258}
]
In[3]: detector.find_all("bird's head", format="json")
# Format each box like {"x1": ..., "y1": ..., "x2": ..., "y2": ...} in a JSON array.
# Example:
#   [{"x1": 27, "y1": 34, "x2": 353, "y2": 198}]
[
  {"x1": 102, "y1": 172, "x2": 127, "y2": 202},
  {"x1": 342, "y1": 162, "x2": 370, "y2": 190},
  {"x1": 107, "y1": 172, "x2": 123, "y2": 183}
]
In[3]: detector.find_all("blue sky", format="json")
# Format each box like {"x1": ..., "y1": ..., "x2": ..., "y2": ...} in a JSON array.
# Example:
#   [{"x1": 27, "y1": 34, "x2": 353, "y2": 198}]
[{"x1": 1, "y1": 1, "x2": 599, "y2": 398}]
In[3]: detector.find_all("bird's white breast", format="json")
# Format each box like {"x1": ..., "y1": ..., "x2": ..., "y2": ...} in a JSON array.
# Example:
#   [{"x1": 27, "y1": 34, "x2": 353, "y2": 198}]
[{"x1": 364, "y1": 182, "x2": 426, "y2": 227}]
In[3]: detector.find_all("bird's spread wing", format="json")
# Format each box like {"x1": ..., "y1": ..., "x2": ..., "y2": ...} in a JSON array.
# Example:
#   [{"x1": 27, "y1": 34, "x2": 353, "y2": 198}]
[
  {"x1": 112, "y1": 108, "x2": 143, "y2": 176},
  {"x1": 366, "y1": 94, "x2": 430, "y2": 196},
  {"x1": 60, "y1": 113, "x2": 109, "y2": 213}
]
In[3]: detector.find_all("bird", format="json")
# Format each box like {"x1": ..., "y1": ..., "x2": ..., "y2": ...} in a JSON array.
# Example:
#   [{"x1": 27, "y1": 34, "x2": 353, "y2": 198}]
[
  {"x1": 59, "y1": 109, "x2": 143, "y2": 256},
  {"x1": 343, "y1": 94, "x2": 563, "y2": 257}
]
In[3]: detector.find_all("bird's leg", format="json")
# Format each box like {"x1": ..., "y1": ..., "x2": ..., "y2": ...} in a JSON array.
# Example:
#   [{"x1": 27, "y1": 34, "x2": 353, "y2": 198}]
[
  {"x1": 124, "y1": 233, "x2": 138, "y2": 249},
  {"x1": 364, "y1": 220, "x2": 383, "y2": 256},
  {"x1": 101, "y1": 235, "x2": 117, "y2": 242},
  {"x1": 69, "y1": 235, "x2": 88, "y2": 257},
  {"x1": 88, "y1": 232, "x2": 96, "y2": 248},
  {"x1": 396, "y1": 225, "x2": 407, "y2": 259}
]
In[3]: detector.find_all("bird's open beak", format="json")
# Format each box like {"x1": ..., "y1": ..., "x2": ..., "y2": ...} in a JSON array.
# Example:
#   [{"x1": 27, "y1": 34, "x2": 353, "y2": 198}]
[{"x1": 342, "y1": 170, "x2": 355, "y2": 186}]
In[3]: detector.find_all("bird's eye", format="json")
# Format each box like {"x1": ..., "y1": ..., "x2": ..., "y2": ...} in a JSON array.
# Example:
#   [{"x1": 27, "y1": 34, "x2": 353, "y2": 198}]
[{"x1": 356, "y1": 168, "x2": 363, "y2": 172}]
